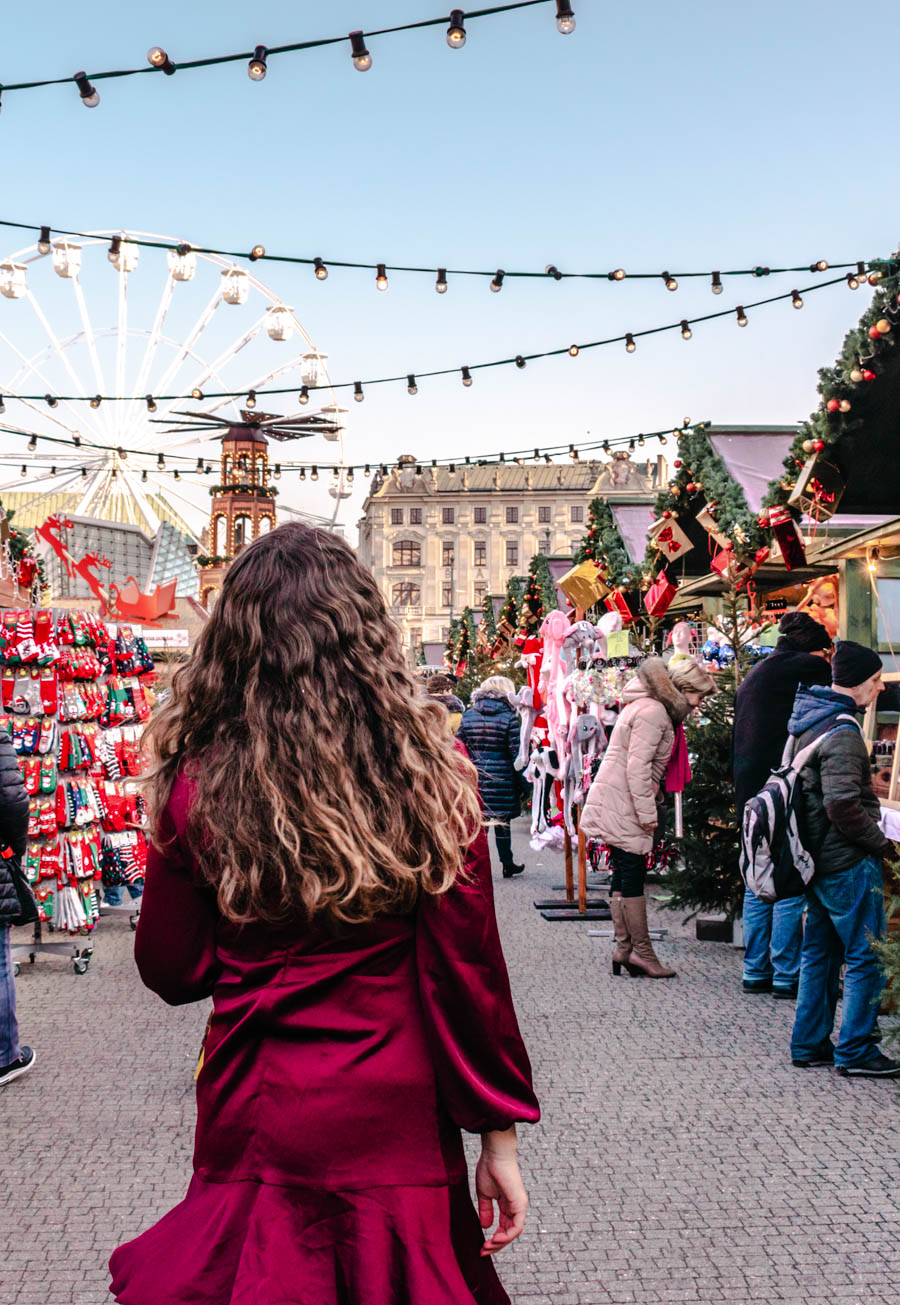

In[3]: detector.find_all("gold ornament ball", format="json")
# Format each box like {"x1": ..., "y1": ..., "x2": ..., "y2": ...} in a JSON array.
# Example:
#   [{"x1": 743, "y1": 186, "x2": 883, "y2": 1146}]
[
  {"x1": 849, "y1": 368, "x2": 863, "y2": 383},
  {"x1": 876, "y1": 318, "x2": 891, "y2": 334},
  {"x1": 839, "y1": 399, "x2": 851, "y2": 412},
  {"x1": 803, "y1": 438, "x2": 815, "y2": 453}
]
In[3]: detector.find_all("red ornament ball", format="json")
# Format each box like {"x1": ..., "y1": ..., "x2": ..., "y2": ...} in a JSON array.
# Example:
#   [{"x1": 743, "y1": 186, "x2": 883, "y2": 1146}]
[
  {"x1": 826, "y1": 398, "x2": 840, "y2": 412},
  {"x1": 813, "y1": 439, "x2": 825, "y2": 452},
  {"x1": 673, "y1": 460, "x2": 682, "y2": 468},
  {"x1": 662, "y1": 510, "x2": 671, "y2": 518},
  {"x1": 862, "y1": 369, "x2": 876, "y2": 382},
  {"x1": 869, "y1": 326, "x2": 881, "y2": 340},
  {"x1": 757, "y1": 512, "x2": 770, "y2": 527},
  {"x1": 686, "y1": 481, "x2": 696, "y2": 492}
]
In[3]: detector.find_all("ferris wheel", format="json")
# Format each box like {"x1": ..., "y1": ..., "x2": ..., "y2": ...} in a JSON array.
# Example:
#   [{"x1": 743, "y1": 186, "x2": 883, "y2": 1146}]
[{"x1": 0, "y1": 229, "x2": 348, "y2": 536}]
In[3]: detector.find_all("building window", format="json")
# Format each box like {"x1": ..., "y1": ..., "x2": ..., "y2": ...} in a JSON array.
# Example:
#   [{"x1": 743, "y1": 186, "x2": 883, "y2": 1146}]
[
  {"x1": 409, "y1": 627, "x2": 422, "y2": 649},
  {"x1": 442, "y1": 583, "x2": 453, "y2": 607},
  {"x1": 473, "y1": 539, "x2": 487, "y2": 566},
  {"x1": 213, "y1": 514, "x2": 226, "y2": 555},
  {"x1": 392, "y1": 582, "x2": 421, "y2": 607},
  {"x1": 442, "y1": 542, "x2": 455, "y2": 566},
  {"x1": 393, "y1": 540, "x2": 421, "y2": 567},
  {"x1": 570, "y1": 505, "x2": 584, "y2": 523},
  {"x1": 390, "y1": 508, "x2": 404, "y2": 525},
  {"x1": 506, "y1": 541, "x2": 518, "y2": 567},
  {"x1": 474, "y1": 582, "x2": 487, "y2": 605},
  {"x1": 538, "y1": 505, "x2": 552, "y2": 524},
  {"x1": 442, "y1": 507, "x2": 455, "y2": 524},
  {"x1": 233, "y1": 514, "x2": 252, "y2": 551},
  {"x1": 474, "y1": 506, "x2": 487, "y2": 524},
  {"x1": 538, "y1": 538, "x2": 551, "y2": 555},
  {"x1": 506, "y1": 506, "x2": 519, "y2": 524},
  {"x1": 409, "y1": 508, "x2": 422, "y2": 525}
]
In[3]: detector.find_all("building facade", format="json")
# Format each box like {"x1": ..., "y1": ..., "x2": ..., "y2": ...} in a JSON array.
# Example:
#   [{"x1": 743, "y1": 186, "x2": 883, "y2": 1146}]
[
  {"x1": 197, "y1": 425, "x2": 277, "y2": 607},
  {"x1": 357, "y1": 453, "x2": 665, "y2": 648}
]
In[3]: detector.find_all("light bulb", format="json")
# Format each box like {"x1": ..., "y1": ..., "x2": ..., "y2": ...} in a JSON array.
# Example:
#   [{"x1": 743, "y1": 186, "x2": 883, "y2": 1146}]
[
  {"x1": 147, "y1": 46, "x2": 176, "y2": 74},
  {"x1": 248, "y1": 46, "x2": 268, "y2": 80},
  {"x1": 45, "y1": 395, "x2": 58, "y2": 408},
  {"x1": 72, "y1": 434, "x2": 81, "y2": 447},
  {"x1": 545, "y1": 264, "x2": 563, "y2": 281},
  {"x1": 273, "y1": 464, "x2": 281, "y2": 480},
  {"x1": 611, "y1": 268, "x2": 626, "y2": 281},
  {"x1": 299, "y1": 385, "x2": 309, "y2": 404},
  {"x1": 490, "y1": 269, "x2": 504, "y2": 292},
  {"x1": 736, "y1": 307, "x2": 748, "y2": 327},
  {"x1": 74, "y1": 72, "x2": 100, "y2": 107},
  {"x1": 461, "y1": 366, "x2": 473, "y2": 387},
  {"x1": 375, "y1": 263, "x2": 389, "y2": 291},
  {"x1": 638, "y1": 434, "x2": 645, "y2": 446},
  {"x1": 50, "y1": 466, "x2": 56, "y2": 476},
  {"x1": 90, "y1": 394, "x2": 102, "y2": 408},
  {"x1": 196, "y1": 458, "x2": 204, "y2": 470},
  {"x1": 38, "y1": 225, "x2": 51, "y2": 255},
  {"x1": 246, "y1": 390, "x2": 257, "y2": 408},
  {"x1": 141, "y1": 469, "x2": 148, "y2": 482},
  {"x1": 659, "y1": 434, "x2": 667, "y2": 445},
  {"x1": 663, "y1": 271, "x2": 678, "y2": 291},
  {"x1": 625, "y1": 333, "x2": 636, "y2": 352},
  {"x1": 108, "y1": 235, "x2": 122, "y2": 263},
  {"x1": 446, "y1": 10, "x2": 466, "y2": 46},
  {"x1": 157, "y1": 455, "x2": 165, "y2": 469},
  {"x1": 515, "y1": 355, "x2": 526, "y2": 368},
  {"x1": 81, "y1": 467, "x2": 88, "y2": 479},
  {"x1": 27, "y1": 436, "x2": 37, "y2": 450},
  {"x1": 568, "y1": 344, "x2": 579, "y2": 357},
  {"x1": 791, "y1": 290, "x2": 803, "y2": 309},
  {"x1": 811, "y1": 259, "x2": 828, "y2": 272},
  {"x1": 146, "y1": 395, "x2": 157, "y2": 412},
  {"x1": 313, "y1": 257, "x2": 328, "y2": 280},
  {"x1": 191, "y1": 388, "x2": 204, "y2": 400},
  {"x1": 20, "y1": 465, "x2": 26, "y2": 477},
  {"x1": 0, "y1": 398, "x2": 4, "y2": 413},
  {"x1": 299, "y1": 468, "x2": 306, "y2": 481},
  {"x1": 174, "y1": 470, "x2": 180, "y2": 480},
  {"x1": 436, "y1": 268, "x2": 448, "y2": 293},
  {"x1": 349, "y1": 31, "x2": 372, "y2": 71},
  {"x1": 407, "y1": 374, "x2": 418, "y2": 395},
  {"x1": 353, "y1": 381, "x2": 364, "y2": 402},
  {"x1": 556, "y1": 1, "x2": 576, "y2": 33},
  {"x1": 680, "y1": 320, "x2": 692, "y2": 340},
  {"x1": 311, "y1": 466, "x2": 319, "y2": 481},
  {"x1": 711, "y1": 271, "x2": 723, "y2": 294},
  {"x1": 847, "y1": 273, "x2": 859, "y2": 290},
  {"x1": 249, "y1": 244, "x2": 265, "y2": 261}
]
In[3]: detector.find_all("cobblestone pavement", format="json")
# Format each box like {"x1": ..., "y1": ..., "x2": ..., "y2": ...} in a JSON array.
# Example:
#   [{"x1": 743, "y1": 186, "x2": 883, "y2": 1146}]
[{"x1": 2, "y1": 818, "x2": 899, "y2": 1305}]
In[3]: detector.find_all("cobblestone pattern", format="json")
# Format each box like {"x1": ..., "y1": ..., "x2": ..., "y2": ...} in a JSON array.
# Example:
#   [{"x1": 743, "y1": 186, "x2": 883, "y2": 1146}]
[{"x1": 2, "y1": 817, "x2": 899, "y2": 1304}]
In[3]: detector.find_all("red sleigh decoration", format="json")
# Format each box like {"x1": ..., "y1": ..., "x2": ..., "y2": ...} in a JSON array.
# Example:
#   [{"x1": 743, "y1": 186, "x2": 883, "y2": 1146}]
[{"x1": 35, "y1": 515, "x2": 177, "y2": 621}]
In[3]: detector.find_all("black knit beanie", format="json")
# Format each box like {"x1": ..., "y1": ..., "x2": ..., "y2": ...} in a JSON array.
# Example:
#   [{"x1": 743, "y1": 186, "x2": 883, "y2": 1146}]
[
  {"x1": 831, "y1": 640, "x2": 882, "y2": 688},
  {"x1": 778, "y1": 611, "x2": 833, "y2": 653}
]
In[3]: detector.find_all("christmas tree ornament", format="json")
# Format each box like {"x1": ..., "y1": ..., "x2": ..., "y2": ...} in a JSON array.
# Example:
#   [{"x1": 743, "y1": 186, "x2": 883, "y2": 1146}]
[
  {"x1": 644, "y1": 567, "x2": 678, "y2": 617},
  {"x1": 768, "y1": 506, "x2": 807, "y2": 570},
  {"x1": 826, "y1": 398, "x2": 840, "y2": 412},
  {"x1": 868, "y1": 326, "x2": 882, "y2": 339},
  {"x1": 788, "y1": 451, "x2": 845, "y2": 523},
  {"x1": 862, "y1": 369, "x2": 876, "y2": 381},
  {"x1": 876, "y1": 318, "x2": 891, "y2": 334},
  {"x1": 649, "y1": 514, "x2": 693, "y2": 561},
  {"x1": 556, "y1": 560, "x2": 609, "y2": 610},
  {"x1": 849, "y1": 367, "x2": 863, "y2": 383},
  {"x1": 839, "y1": 399, "x2": 851, "y2": 412},
  {"x1": 696, "y1": 504, "x2": 730, "y2": 551}
]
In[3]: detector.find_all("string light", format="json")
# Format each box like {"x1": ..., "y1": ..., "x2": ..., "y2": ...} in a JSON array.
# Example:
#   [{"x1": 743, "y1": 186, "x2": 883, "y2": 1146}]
[
  {"x1": 20, "y1": 465, "x2": 26, "y2": 477},
  {"x1": 147, "y1": 47, "x2": 176, "y2": 75},
  {"x1": 37, "y1": 226, "x2": 51, "y2": 254},
  {"x1": 375, "y1": 263, "x2": 389, "y2": 291},
  {"x1": 446, "y1": 10, "x2": 467, "y2": 46},
  {"x1": 81, "y1": 467, "x2": 88, "y2": 479},
  {"x1": 249, "y1": 244, "x2": 265, "y2": 261},
  {"x1": 313, "y1": 257, "x2": 328, "y2": 280},
  {"x1": 407, "y1": 374, "x2": 418, "y2": 395},
  {"x1": 610, "y1": 268, "x2": 626, "y2": 281},
  {"x1": 568, "y1": 344, "x2": 579, "y2": 356},
  {"x1": 556, "y1": 1, "x2": 576, "y2": 33},
  {"x1": 196, "y1": 458, "x2": 203, "y2": 470},
  {"x1": 545, "y1": 264, "x2": 563, "y2": 281},
  {"x1": 810, "y1": 259, "x2": 829, "y2": 272},
  {"x1": 791, "y1": 289, "x2": 803, "y2": 309},
  {"x1": 191, "y1": 387, "x2": 204, "y2": 400},
  {"x1": 847, "y1": 272, "x2": 859, "y2": 290},
  {"x1": 490, "y1": 269, "x2": 504, "y2": 292},
  {"x1": 625, "y1": 333, "x2": 636, "y2": 352},
  {"x1": 299, "y1": 385, "x2": 309, "y2": 404},
  {"x1": 246, "y1": 389, "x2": 257, "y2": 408},
  {"x1": 736, "y1": 306, "x2": 748, "y2": 326},
  {"x1": 435, "y1": 268, "x2": 448, "y2": 294},
  {"x1": 353, "y1": 381, "x2": 364, "y2": 402},
  {"x1": 248, "y1": 46, "x2": 268, "y2": 81},
  {"x1": 663, "y1": 271, "x2": 678, "y2": 291},
  {"x1": 273, "y1": 463, "x2": 281, "y2": 480},
  {"x1": 145, "y1": 395, "x2": 157, "y2": 412},
  {"x1": 157, "y1": 454, "x2": 165, "y2": 469},
  {"x1": 311, "y1": 466, "x2": 318, "y2": 480},
  {"x1": 108, "y1": 235, "x2": 122, "y2": 263},
  {"x1": 27, "y1": 436, "x2": 37, "y2": 451},
  {"x1": 515, "y1": 355, "x2": 526, "y2": 368},
  {"x1": 45, "y1": 395, "x2": 58, "y2": 407},
  {"x1": 72, "y1": 435, "x2": 81, "y2": 447},
  {"x1": 50, "y1": 466, "x2": 56, "y2": 476},
  {"x1": 349, "y1": 31, "x2": 372, "y2": 72},
  {"x1": 711, "y1": 271, "x2": 723, "y2": 294},
  {"x1": 90, "y1": 394, "x2": 102, "y2": 408},
  {"x1": 364, "y1": 464, "x2": 371, "y2": 477},
  {"x1": 680, "y1": 320, "x2": 692, "y2": 340},
  {"x1": 299, "y1": 468, "x2": 306, "y2": 480},
  {"x1": 74, "y1": 72, "x2": 100, "y2": 108},
  {"x1": 461, "y1": 366, "x2": 473, "y2": 387},
  {"x1": 141, "y1": 469, "x2": 148, "y2": 481}
]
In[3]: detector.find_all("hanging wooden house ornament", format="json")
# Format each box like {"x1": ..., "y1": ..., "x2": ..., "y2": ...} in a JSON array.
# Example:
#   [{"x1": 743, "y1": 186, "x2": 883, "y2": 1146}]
[
  {"x1": 787, "y1": 452, "x2": 845, "y2": 524},
  {"x1": 556, "y1": 559, "x2": 610, "y2": 609},
  {"x1": 648, "y1": 514, "x2": 693, "y2": 562}
]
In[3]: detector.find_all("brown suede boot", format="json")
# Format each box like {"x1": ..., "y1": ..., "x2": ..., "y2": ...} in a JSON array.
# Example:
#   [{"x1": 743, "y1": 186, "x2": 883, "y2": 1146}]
[
  {"x1": 621, "y1": 896, "x2": 677, "y2": 978},
  {"x1": 610, "y1": 893, "x2": 632, "y2": 975}
]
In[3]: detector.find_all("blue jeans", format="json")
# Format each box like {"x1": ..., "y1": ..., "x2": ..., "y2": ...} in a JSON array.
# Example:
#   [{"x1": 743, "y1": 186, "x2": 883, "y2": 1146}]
[
  {"x1": 742, "y1": 886, "x2": 804, "y2": 989},
  {"x1": 103, "y1": 881, "x2": 144, "y2": 907},
  {"x1": 791, "y1": 856, "x2": 886, "y2": 1067},
  {"x1": 1, "y1": 926, "x2": 20, "y2": 1066}
]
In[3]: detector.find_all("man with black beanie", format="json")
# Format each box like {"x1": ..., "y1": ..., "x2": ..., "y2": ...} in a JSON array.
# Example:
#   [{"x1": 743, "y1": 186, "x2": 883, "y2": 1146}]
[
  {"x1": 732, "y1": 611, "x2": 833, "y2": 996},
  {"x1": 787, "y1": 640, "x2": 899, "y2": 1078}
]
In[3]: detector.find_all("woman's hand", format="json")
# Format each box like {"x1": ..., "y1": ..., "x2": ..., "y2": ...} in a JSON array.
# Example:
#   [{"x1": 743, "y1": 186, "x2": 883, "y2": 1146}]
[{"x1": 476, "y1": 1126, "x2": 529, "y2": 1256}]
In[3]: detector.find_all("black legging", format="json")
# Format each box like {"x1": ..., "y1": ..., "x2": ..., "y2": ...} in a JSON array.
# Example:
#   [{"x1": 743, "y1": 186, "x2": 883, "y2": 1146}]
[
  {"x1": 607, "y1": 845, "x2": 647, "y2": 897},
  {"x1": 493, "y1": 821, "x2": 513, "y2": 867}
]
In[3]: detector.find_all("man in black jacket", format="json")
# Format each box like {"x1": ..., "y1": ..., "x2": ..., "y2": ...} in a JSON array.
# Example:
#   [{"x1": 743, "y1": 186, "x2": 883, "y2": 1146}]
[
  {"x1": 732, "y1": 612, "x2": 833, "y2": 996},
  {"x1": 788, "y1": 641, "x2": 899, "y2": 1079},
  {"x1": 0, "y1": 727, "x2": 35, "y2": 1087}
]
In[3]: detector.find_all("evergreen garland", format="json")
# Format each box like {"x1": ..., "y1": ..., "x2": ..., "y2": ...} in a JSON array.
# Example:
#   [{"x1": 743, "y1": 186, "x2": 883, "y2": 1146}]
[
  {"x1": 480, "y1": 591, "x2": 497, "y2": 640},
  {"x1": 443, "y1": 616, "x2": 461, "y2": 669},
  {"x1": 498, "y1": 574, "x2": 524, "y2": 632},
  {"x1": 575, "y1": 497, "x2": 637, "y2": 588},
  {"x1": 762, "y1": 251, "x2": 900, "y2": 511},
  {"x1": 520, "y1": 554, "x2": 556, "y2": 630}
]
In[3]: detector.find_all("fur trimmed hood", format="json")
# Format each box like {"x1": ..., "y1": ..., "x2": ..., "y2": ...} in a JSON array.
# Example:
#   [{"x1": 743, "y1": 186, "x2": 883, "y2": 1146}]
[
  {"x1": 624, "y1": 657, "x2": 691, "y2": 725},
  {"x1": 471, "y1": 686, "x2": 519, "y2": 711}
]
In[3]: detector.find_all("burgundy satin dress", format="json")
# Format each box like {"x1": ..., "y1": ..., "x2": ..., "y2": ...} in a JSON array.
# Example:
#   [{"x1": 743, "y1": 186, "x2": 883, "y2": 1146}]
[{"x1": 109, "y1": 772, "x2": 540, "y2": 1304}]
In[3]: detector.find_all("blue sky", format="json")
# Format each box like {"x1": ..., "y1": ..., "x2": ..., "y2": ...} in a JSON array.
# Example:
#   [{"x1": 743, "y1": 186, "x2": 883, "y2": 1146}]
[{"x1": 1, "y1": 0, "x2": 898, "y2": 532}]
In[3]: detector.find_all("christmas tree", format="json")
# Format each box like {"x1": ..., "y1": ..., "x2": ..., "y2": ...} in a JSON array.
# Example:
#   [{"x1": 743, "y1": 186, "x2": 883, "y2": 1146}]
[
  {"x1": 660, "y1": 670, "x2": 743, "y2": 921},
  {"x1": 480, "y1": 591, "x2": 497, "y2": 641},
  {"x1": 497, "y1": 574, "x2": 524, "y2": 635},
  {"x1": 0, "y1": 504, "x2": 48, "y2": 594},
  {"x1": 520, "y1": 554, "x2": 556, "y2": 631},
  {"x1": 443, "y1": 617, "x2": 461, "y2": 671},
  {"x1": 575, "y1": 496, "x2": 636, "y2": 588}
]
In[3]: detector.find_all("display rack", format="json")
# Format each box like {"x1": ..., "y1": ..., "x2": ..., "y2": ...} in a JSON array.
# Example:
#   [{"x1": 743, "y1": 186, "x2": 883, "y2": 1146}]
[{"x1": 4, "y1": 608, "x2": 155, "y2": 975}]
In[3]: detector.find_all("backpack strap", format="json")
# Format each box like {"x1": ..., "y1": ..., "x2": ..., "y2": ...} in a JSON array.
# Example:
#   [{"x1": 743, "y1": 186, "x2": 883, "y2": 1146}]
[{"x1": 787, "y1": 713, "x2": 859, "y2": 776}]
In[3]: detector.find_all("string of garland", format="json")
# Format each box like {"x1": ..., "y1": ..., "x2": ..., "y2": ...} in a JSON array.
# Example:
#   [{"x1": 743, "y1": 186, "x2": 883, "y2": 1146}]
[
  {"x1": 574, "y1": 496, "x2": 636, "y2": 587},
  {"x1": 0, "y1": 2, "x2": 564, "y2": 99},
  {"x1": 762, "y1": 253, "x2": 900, "y2": 512},
  {"x1": 0, "y1": 271, "x2": 878, "y2": 405},
  {"x1": 0, "y1": 218, "x2": 869, "y2": 288}
]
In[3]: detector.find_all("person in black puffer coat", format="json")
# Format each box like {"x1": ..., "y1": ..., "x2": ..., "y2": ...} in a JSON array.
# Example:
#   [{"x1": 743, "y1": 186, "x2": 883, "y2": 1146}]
[
  {"x1": 0, "y1": 727, "x2": 35, "y2": 1087},
  {"x1": 732, "y1": 611, "x2": 833, "y2": 998},
  {"x1": 457, "y1": 676, "x2": 526, "y2": 878}
]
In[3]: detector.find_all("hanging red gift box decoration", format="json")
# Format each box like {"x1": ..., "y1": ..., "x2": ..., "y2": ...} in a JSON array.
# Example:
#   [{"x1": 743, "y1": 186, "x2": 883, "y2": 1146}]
[
  {"x1": 644, "y1": 569, "x2": 678, "y2": 617},
  {"x1": 711, "y1": 546, "x2": 770, "y2": 587},
  {"x1": 787, "y1": 453, "x2": 845, "y2": 524},
  {"x1": 604, "y1": 589, "x2": 633, "y2": 625},
  {"x1": 768, "y1": 506, "x2": 807, "y2": 571},
  {"x1": 648, "y1": 514, "x2": 693, "y2": 562},
  {"x1": 695, "y1": 504, "x2": 731, "y2": 551}
]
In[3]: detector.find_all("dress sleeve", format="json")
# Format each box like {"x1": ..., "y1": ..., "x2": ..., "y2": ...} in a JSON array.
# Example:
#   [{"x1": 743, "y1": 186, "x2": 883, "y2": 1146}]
[
  {"x1": 415, "y1": 826, "x2": 540, "y2": 1133},
  {"x1": 133, "y1": 775, "x2": 222, "y2": 1006}
]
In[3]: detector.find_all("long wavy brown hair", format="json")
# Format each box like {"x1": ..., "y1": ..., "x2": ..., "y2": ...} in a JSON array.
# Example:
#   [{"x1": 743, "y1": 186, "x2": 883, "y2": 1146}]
[{"x1": 144, "y1": 522, "x2": 481, "y2": 927}]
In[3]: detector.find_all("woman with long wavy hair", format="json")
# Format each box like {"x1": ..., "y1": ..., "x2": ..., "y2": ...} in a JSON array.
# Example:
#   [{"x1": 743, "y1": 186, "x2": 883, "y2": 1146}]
[{"x1": 108, "y1": 522, "x2": 539, "y2": 1305}]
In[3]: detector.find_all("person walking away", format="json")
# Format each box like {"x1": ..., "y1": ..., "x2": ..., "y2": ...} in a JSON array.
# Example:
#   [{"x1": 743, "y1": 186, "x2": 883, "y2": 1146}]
[
  {"x1": 788, "y1": 640, "x2": 900, "y2": 1079},
  {"x1": 581, "y1": 658, "x2": 716, "y2": 978},
  {"x1": 0, "y1": 724, "x2": 36, "y2": 1087},
  {"x1": 108, "y1": 523, "x2": 539, "y2": 1305},
  {"x1": 457, "y1": 676, "x2": 527, "y2": 878},
  {"x1": 425, "y1": 673, "x2": 466, "y2": 733},
  {"x1": 732, "y1": 611, "x2": 833, "y2": 997}
]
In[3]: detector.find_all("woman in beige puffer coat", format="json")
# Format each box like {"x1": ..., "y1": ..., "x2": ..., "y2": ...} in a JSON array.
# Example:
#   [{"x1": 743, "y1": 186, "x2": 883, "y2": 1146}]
[{"x1": 582, "y1": 657, "x2": 715, "y2": 978}]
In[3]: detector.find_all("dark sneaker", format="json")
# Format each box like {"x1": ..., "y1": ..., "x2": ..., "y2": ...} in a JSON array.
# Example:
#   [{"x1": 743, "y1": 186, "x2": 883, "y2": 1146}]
[
  {"x1": 792, "y1": 1047, "x2": 835, "y2": 1068},
  {"x1": 501, "y1": 863, "x2": 525, "y2": 879},
  {"x1": 772, "y1": 984, "x2": 799, "y2": 1000},
  {"x1": 836, "y1": 1053, "x2": 900, "y2": 1079},
  {"x1": 743, "y1": 978, "x2": 773, "y2": 993},
  {"x1": 0, "y1": 1046, "x2": 36, "y2": 1086}
]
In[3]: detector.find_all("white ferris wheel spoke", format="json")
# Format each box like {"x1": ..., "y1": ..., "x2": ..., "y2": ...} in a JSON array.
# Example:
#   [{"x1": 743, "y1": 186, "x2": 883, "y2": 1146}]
[
  {"x1": 0, "y1": 329, "x2": 102, "y2": 445},
  {"x1": 147, "y1": 284, "x2": 224, "y2": 411},
  {"x1": 118, "y1": 466, "x2": 162, "y2": 535},
  {"x1": 22, "y1": 293, "x2": 110, "y2": 446},
  {"x1": 70, "y1": 276, "x2": 115, "y2": 444},
  {"x1": 126, "y1": 271, "x2": 176, "y2": 436},
  {"x1": 153, "y1": 312, "x2": 268, "y2": 434},
  {"x1": 114, "y1": 263, "x2": 129, "y2": 442}
]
